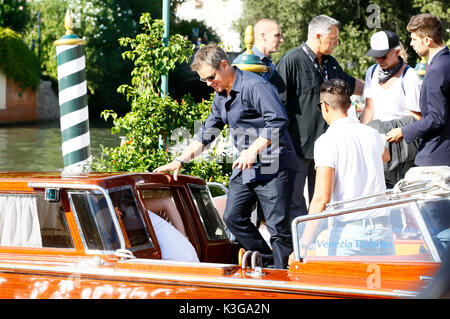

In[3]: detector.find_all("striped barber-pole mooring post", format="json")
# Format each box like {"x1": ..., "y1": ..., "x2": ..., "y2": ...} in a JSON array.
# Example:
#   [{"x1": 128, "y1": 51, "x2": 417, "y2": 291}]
[{"x1": 54, "y1": 9, "x2": 91, "y2": 174}]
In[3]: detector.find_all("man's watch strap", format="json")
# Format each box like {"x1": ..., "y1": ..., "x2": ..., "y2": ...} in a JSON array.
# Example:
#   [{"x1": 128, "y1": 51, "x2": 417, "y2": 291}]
[{"x1": 175, "y1": 157, "x2": 187, "y2": 166}]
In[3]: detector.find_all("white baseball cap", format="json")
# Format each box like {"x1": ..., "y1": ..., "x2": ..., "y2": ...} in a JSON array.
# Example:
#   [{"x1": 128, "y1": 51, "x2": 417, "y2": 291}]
[{"x1": 366, "y1": 30, "x2": 400, "y2": 58}]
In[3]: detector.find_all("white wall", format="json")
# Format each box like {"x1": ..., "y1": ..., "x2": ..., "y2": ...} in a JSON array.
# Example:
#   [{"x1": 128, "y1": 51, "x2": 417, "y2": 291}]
[{"x1": 175, "y1": 0, "x2": 243, "y2": 52}]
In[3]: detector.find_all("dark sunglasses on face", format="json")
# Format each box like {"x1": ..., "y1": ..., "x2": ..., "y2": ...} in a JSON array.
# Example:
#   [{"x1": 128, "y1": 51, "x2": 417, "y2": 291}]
[
  {"x1": 317, "y1": 100, "x2": 329, "y2": 111},
  {"x1": 376, "y1": 49, "x2": 392, "y2": 60},
  {"x1": 200, "y1": 66, "x2": 219, "y2": 82},
  {"x1": 316, "y1": 102, "x2": 322, "y2": 111},
  {"x1": 320, "y1": 80, "x2": 350, "y2": 96}
]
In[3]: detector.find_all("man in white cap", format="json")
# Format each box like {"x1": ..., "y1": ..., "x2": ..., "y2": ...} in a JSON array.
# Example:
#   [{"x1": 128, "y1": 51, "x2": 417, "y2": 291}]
[
  {"x1": 361, "y1": 30, "x2": 422, "y2": 124},
  {"x1": 361, "y1": 30, "x2": 422, "y2": 188}
]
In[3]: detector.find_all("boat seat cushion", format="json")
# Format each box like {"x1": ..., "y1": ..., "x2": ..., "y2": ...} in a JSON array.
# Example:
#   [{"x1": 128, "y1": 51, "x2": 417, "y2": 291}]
[{"x1": 143, "y1": 197, "x2": 186, "y2": 236}]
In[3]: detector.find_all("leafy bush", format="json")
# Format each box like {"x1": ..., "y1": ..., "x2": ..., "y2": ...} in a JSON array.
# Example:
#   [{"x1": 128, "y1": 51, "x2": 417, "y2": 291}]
[
  {"x1": 0, "y1": 0, "x2": 31, "y2": 33},
  {"x1": 0, "y1": 27, "x2": 39, "y2": 90}
]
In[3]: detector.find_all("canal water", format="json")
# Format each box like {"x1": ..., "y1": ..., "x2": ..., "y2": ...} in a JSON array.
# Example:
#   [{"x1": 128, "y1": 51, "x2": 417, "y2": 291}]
[{"x1": 0, "y1": 120, "x2": 120, "y2": 171}]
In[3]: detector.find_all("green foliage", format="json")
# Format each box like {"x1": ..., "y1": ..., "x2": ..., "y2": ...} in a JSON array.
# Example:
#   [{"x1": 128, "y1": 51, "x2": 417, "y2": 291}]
[
  {"x1": 333, "y1": 23, "x2": 375, "y2": 78},
  {"x1": 184, "y1": 153, "x2": 232, "y2": 186},
  {"x1": 412, "y1": 0, "x2": 450, "y2": 48},
  {"x1": 236, "y1": 0, "x2": 448, "y2": 78},
  {"x1": 0, "y1": 0, "x2": 31, "y2": 33},
  {"x1": 0, "y1": 27, "x2": 39, "y2": 90},
  {"x1": 25, "y1": 0, "x2": 67, "y2": 82},
  {"x1": 117, "y1": 13, "x2": 193, "y2": 96},
  {"x1": 22, "y1": 0, "x2": 212, "y2": 115},
  {"x1": 92, "y1": 13, "x2": 231, "y2": 185},
  {"x1": 24, "y1": 0, "x2": 138, "y2": 114},
  {"x1": 70, "y1": 0, "x2": 137, "y2": 110}
]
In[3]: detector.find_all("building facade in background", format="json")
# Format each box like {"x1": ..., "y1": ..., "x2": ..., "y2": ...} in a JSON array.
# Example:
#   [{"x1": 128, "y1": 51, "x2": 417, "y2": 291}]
[{"x1": 175, "y1": 0, "x2": 243, "y2": 52}]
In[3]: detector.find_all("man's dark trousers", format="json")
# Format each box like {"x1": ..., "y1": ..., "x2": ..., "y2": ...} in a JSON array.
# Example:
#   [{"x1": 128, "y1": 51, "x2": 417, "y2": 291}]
[{"x1": 223, "y1": 169, "x2": 296, "y2": 269}]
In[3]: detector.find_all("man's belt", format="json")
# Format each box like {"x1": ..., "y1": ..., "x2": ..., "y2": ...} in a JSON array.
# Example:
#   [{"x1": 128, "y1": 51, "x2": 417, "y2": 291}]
[{"x1": 335, "y1": 216, "x2": 390, "y2": 228}]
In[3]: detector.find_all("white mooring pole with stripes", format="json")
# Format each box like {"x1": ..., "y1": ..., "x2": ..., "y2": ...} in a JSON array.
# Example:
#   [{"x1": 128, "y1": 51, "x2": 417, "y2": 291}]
[{"x1": 54, "y1": 9, "x2": 91, "y2": 174}]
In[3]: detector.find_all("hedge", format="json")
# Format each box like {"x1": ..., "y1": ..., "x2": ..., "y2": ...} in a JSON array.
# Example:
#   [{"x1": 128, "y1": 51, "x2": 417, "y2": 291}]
[{"x1": 0, "y1": 27, "x2": 39, "y2": 91}]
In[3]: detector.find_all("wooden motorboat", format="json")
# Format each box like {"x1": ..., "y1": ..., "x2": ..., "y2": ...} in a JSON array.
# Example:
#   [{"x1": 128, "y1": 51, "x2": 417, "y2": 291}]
[{"x1": 0, "y1": 167, "x2": 448, "y2": 299}]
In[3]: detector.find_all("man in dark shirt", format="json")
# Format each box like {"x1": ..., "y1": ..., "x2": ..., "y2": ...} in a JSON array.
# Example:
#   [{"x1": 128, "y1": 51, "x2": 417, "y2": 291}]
[
  {"x1": 154, "y1": 44, "x2": 299, "y2": 269},
  {"x1": 270, "y1": 15, "x2": 364, "y2": 218}
]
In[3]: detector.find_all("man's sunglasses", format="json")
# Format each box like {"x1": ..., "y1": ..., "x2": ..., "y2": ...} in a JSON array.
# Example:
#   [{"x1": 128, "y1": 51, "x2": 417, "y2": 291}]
[
  {"x1": 316, "y1": 100, "x2": 329, "y2": 111},
  {"x1": 321, "y1": 80, "x2": 336, "y2": 92},
  {"x1": 320, "y1": 80, "x2": 348, "y2": 96},
  {"x1": 200, "y1": 66, "x2": 219, "y2": 82}
]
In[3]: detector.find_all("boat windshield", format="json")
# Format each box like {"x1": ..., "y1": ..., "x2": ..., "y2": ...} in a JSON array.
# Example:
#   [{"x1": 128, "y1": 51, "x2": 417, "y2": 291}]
[
  {"x1": 188, "y1": 184, "x2": 228, "y2": 241},
  {"x1": 294, "y1": 197, "x2": 450, "y2": 262},
  {"x1": 418, "y1": 198, "x2": 450, "y2": 259}
]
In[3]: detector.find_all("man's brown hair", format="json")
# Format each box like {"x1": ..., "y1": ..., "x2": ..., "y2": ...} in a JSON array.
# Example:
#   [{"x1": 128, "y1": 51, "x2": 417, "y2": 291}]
[
  {"x1": 190, "y1": 44, "x2": 230, "y2": 71},
  {"x1": 407, "y1": 13, "x2": 443, "y2": 45}
]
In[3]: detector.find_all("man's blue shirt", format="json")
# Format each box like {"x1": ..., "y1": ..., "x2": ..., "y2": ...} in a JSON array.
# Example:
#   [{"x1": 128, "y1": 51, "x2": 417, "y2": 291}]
[
  {"x1": 252, "y1": 47, "x2": 275, "y2": 81},
  {"x1": 194, "y1": 67, "x2": 299, "y2": 183}
]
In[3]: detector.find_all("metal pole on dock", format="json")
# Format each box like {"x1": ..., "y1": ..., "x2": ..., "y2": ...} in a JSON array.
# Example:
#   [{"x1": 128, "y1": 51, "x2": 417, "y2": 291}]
[
  {"x1": 54, "y1": 9, "x2": 91, "y2": 174},
  {"x1": 160, "y1": 0, "x2": 170, "y2": 97}
]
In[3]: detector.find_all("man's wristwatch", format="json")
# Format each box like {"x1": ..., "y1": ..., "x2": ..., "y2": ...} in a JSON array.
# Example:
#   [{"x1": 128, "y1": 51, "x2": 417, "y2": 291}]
[{"x1": 175, "y1": 157, "x2": 187, "y2": 167}]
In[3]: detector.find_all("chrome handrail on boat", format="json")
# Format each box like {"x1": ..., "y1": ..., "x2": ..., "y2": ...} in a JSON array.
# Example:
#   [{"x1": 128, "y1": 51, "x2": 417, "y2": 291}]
[
  {"x1": 325, "y1": 180, "x2": 435, "y2": 209},
  {"x1": 292, "y1": 178, "x2": 450, "y2": 262},
  {"x1": 291, "y1": 197, "x2": 416, "y2": 262},
  {"x1": 207, "y1": 182, "x2": 229, "y2": 194},
  {"x1": 27, "y1": 182, "x2": 127, "y2": 251}
]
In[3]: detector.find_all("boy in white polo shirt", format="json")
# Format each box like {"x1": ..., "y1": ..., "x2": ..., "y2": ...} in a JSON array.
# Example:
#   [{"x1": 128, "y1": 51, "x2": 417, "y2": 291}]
[
  {"x1": 314, "y1": 80, "x2": 389, "y2": 209},
  {"x1": 298, "y1": 79, "x2": 393, "y2": 257}
]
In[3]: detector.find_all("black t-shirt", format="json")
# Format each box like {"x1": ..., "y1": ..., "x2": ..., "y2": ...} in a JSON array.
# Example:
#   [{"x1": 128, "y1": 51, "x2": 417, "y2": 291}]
[{"x1": 270, "y1": 43, "x2": 356, "y2": 159}]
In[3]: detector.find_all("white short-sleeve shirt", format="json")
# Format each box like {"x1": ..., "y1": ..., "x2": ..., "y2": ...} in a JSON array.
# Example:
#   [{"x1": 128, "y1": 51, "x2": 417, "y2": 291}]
[
  {"x1": 314, "y1": 117, "x2": 387, "y2": 221},
  {"x1": 364, "y1": 64, "x2": 421, "y2": 121}
]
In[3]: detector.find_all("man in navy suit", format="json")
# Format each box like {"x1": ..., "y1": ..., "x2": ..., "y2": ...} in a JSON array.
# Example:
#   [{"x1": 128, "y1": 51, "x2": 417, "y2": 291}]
[{"x1": 386, "y1": 14, "x2": 450, "y2": 166}]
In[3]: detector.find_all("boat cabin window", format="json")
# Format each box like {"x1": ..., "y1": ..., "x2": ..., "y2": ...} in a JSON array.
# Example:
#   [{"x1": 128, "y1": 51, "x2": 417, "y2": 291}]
[
  {"x1": 295, "y1": 202, "x2": 435, "y2": 262},
  {"x1": 188, "y1": 185, "x2": 227, "y2": 241},
  {"x1": 69, "y1": 188, "x2": 153, "y2": 252},
  {"x1": 69, "y1": 190, "x2": 121, "y2": 251},
  {"x1": 108, "y1": 187, "x2": 153, "y2": 251},
  {"x1": 0, "y1": 193, "x2": 74, "y2": 248}
]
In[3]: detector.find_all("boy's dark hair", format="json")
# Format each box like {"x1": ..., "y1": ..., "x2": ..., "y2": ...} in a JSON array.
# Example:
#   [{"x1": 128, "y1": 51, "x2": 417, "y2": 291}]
[{"x1": 320, "y1": 79, "x2": 351, "y2": 110}]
